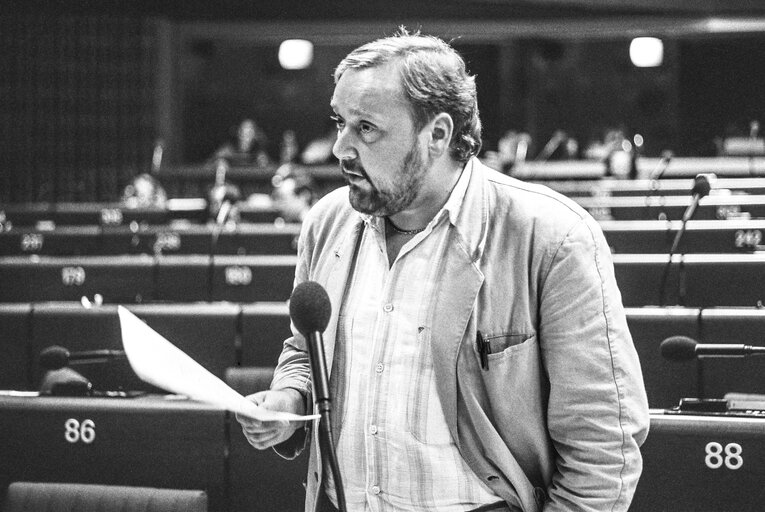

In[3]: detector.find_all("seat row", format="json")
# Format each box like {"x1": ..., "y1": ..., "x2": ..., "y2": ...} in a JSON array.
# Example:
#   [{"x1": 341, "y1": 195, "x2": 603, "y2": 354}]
[
  {"x1": 2, "y1": 302, "x2": 764, "y2": 410},
  {"x1": 0, "y1": 302, "x2": 291, "y2": 393},
  {"x1": 0, "y1": 201, "x2": 281, "y2": 228},
  {"x1": 1, "y1": 219, "x2": 763, "y2": 256},
  {"x1": 1, "y1": 252, "x2": 763, "y2": 307},
  {"x1": 0, "y1": 369, "x2": 307, "y2": 512}
]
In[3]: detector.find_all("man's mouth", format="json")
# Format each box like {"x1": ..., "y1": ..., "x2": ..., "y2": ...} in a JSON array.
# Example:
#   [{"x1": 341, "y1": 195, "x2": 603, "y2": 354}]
[{"x1": 341, "y1": 160, "x2": 367, "y2": 180}]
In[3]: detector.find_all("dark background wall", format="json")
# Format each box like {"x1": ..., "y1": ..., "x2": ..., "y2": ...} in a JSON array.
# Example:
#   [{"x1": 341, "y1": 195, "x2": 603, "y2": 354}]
[
  {"x1": 0, "y1": 14, "x2": 158, "y2": 202},
  {"x1": 2, "y1": 2, "x2": 765, "y2": 202}
]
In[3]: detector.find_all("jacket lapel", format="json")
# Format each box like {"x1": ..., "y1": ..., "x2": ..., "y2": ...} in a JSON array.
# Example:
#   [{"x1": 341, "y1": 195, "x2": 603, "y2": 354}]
[
  {"x1": 320, "y1": 219, "x2": 365, "y2": 379},
  {"x1": 429, "y1": 158, "x2": 489, "y2": 440}
]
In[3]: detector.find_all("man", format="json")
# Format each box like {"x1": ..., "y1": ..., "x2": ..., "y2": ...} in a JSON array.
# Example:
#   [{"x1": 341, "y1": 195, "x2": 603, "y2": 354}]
[{"x1": 238, "y1": 28, "x2": 649, "y2": 512}]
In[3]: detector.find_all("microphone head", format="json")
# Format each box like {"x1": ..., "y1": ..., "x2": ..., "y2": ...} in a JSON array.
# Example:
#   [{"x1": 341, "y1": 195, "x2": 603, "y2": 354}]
[
  {"x1": 289, "y1": 281, "x2": 332, "y2": 336},
  {"x1": 39, "y1": 345, "x2": 71, "y2": 370},
  {"x1": 691, "y1": 173, "x2": 714, "y2": 198},
  {"x1": 660, "y1": 336, "x2": 698, "y2": 361}
]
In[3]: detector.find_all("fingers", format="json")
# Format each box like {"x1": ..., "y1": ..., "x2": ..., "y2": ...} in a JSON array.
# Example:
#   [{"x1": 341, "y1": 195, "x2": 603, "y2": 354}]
[
  {"x1": 240, "y1": 422, "x2": 289, "y2": 450},
  {"x1": 234, "y1": 391, "x2": 270, "y2": 427}
]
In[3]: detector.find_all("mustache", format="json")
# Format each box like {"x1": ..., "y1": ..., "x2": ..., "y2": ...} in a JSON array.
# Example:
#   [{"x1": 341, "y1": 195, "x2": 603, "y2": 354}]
[{"x1": 340, "y1": 159, "x2": 367, "y2": 178}]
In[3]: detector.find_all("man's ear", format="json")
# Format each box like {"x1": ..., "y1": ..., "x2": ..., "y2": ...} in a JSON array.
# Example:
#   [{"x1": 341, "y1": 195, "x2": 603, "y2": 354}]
[{"x1": 428, "y1": 113, "x2": 454, "y2": 156}]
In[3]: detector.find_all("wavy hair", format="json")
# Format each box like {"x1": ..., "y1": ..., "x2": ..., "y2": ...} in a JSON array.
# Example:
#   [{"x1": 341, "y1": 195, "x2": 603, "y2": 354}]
[{"x1": 334, "y1": 27, "x2": 482, "y2": 162}]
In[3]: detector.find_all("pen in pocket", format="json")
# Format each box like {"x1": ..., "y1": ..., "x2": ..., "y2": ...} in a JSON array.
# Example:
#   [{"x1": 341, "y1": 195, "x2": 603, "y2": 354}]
[{"x1": 476, "y1": 330, "x2": 491, "y2": 370}]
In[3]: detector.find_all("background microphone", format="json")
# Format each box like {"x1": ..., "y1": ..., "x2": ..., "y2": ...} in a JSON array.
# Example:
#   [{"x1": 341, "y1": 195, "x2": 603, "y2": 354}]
[
  {"x1": 288, "y1": 280, "x2": 347, "y2": 512},
  {"x1": 681, "y1": 173, "x2": 714, "y2": 223},
  {"x1": 214, "y1": 188, "x2": 240, "y2": 226},
  {"x1": 660, "y1": 335, "x2": 765, "y2": 361},
  {"x1": 649, "y1": 150, "x2": 673, "y2": 181},
  {"x1": 39, "y1": 345, "x2": 126, "y2": 370}
]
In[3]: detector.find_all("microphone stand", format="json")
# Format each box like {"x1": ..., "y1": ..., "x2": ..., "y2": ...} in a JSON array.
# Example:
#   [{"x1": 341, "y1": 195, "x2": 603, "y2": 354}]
[
  {"x1": 306, "y1": 331, "x2": 346, "y2": 512},
  {"x1": 658, "y1": 174, "x2": 711, "y2": 306}
]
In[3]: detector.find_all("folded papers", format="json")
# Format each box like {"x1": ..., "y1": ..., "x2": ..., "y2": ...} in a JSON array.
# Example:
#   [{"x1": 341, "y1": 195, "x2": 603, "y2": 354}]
[{"x1": 118, "y1": 305, "x2": 317, "y2": 422}]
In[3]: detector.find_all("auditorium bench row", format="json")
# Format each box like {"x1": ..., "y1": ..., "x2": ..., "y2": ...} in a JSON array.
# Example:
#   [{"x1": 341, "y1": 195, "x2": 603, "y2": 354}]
[
  {"x1": 541, "y1": 176, "x2": 765, "y2": 197},
  {"x1": 3, "y1": 396, "x2": 761, "y2": 512},
  {"x1": 3, "y1": 189, "x2": 765, "y2": 231},
  {"x1": 1, "y1": 253, "x2": 764, "y2": 307},
  {"x1": 0, "y1": 371, "x2": 307, "y2": 512},
  {"x1": 0, "y1": 223, "x2": 301, "y2": 256},
  {"x1": 575, "y1": 193, "x2": 765, "y2": 221},
  {"x1": 1, "y1": 219, "x2": 764, "y2": 256},
  {"x1": 0, "y1": 302, "x2": 291, "y2": 393},
  {"x1": 0, "y1": 202, "x2": 280, "y2": 227},
  {"x1": 2, "y1": 302, "x2": 765, "y2": 409}
]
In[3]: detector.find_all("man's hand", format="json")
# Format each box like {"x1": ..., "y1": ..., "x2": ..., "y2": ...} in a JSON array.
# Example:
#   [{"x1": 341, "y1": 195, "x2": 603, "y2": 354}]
[{"x1": 236, "y1": 388, "x2": 306, "y2": 450}]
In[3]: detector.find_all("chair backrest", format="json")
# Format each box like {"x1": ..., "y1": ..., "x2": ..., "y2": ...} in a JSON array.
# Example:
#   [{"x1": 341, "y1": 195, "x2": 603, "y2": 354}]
[
  {"x1": 2, "y1": 482, "x2": 207, "y2": 512},
  {"x1": 225, "y1": 366, "x2": 275, "y2": 396}
]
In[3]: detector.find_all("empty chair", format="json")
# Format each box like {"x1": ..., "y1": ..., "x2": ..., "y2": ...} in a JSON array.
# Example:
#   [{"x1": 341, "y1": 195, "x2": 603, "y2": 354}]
[
  {"x1": 225, "y1": 366, "x2": 309, "y2": 512},
  {"x1": 225, "y1": 366, "x2": 274, "y2": 396},
  {"x1": 240, "y1": 302, "x2": 292, "y2": 366},
  {"x1": 1, "y1": 481, "x2": 207, "y2": 512}
]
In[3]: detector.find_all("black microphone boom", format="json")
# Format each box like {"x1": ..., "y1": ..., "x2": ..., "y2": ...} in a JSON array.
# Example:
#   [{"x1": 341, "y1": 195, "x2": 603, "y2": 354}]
[
  {"x1": 660, "y1": 335, "x2": 765, "y2": 361},
  {"x1": 39, "y1": 345, "x2": 126, "y2": 370},
  {"x1": 288, "y1": 281, "x2": 347, "y2": 512},
  {"x1": 659, "y1": 173, "x2": 715, "y2": 306}
]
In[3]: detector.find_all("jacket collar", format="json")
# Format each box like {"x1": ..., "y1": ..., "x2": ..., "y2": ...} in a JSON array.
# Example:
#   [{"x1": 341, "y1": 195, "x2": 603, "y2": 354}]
[{"x1": 452, "y1": 157, "x2": 490, "y2": 263}]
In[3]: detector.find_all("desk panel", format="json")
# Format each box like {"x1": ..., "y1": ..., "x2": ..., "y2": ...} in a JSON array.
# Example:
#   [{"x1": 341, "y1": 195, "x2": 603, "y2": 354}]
[
  {"x1": 210, "y1": 255, "x2": 297, "y2": 303},
  {"x1": 632, "y1": 412, "x2": 765, "y2": 512},
  {"x1": 575, "y1": 194, "x2": 765, "y2": 221},
  {"x1": 0, "y1": 256, "x2": 155, "y2": 303},
  {"x1": 0, "y1": 395, "x2": 228, "y2": 511},
  {"x1": 0, "y1": 227, "x2": 103, "y2": 256},
  {"x1": 0, "y1": 304, "x2": 32, "y2": 390},
  {"x1": 626, "y1": 307, "x2": 700, "y2": 409},
  {"x1": 699, "y1": 309, "x2": 765, "y2": 399},
  {"x1": 240, "y1": 302, "x2": 291, "y2": 366},
  {"x1": 29, "y1": 303, "x2": 238, "y2": 393},
  {"x1": 601, "y1": 219, "x2": 765, "y2": 254},
  {"x1": 215, "y1": 223, "x2": 300, "y2": 255},
  {"x1": 613, "y1": 253, "x2": 765, "y2": 308}
]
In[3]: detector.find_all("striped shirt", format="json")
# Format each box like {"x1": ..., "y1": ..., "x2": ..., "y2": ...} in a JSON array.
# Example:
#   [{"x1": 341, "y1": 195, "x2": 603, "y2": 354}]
[{"x1": 325, "y1": 162, "x2": 502, "y2": 511}]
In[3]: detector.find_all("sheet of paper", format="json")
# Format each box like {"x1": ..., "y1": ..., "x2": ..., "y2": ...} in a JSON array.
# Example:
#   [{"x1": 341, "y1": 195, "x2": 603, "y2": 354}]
[{"x1": 118, "y1": 305, "x2": 318, "y2": 422}]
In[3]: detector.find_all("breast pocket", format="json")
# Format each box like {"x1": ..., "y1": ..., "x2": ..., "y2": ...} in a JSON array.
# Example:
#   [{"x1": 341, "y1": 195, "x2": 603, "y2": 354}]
[
  {"x1": 479, "y1": 333, "x2": 544, "y2": 423},
  {"x1": 485, "y1": 333, "x2": 536, "y2": 362}
]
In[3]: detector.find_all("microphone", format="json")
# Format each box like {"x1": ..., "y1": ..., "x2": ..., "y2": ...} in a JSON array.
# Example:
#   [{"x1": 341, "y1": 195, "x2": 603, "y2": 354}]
[
  {"x1": 660, "y1": 336, "x2": 765, "y2": 361},
  {"x1": 681, "y1": 173, "x2": 714, "y2": 223},
  {"x1": 659, "y1": 174, "x2": 714, "y2": 305},
  {"x1": 649, "y1": 151, "x2": 673, "y2": 182},
  {"x1": 39, "y1": 345, "x2": 126, "y2": 370},
  {"x1": 289, "y1": 281, "x2": 332, "y2": 412},
  {"x1": 151, "y1": 139, "x2": 164, "y2": 175},
  {"x1": 535, "y1": 130, "x2": 567, "y2": 162},
  {"x1": 288, "y1": 281, "x2": 346, "y2": 512}
]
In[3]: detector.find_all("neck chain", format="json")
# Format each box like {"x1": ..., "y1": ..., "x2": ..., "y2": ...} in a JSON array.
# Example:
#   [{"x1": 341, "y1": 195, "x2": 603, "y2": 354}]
[{"x1": 385, "y1": 216, "x2": 425, "y2": 235}]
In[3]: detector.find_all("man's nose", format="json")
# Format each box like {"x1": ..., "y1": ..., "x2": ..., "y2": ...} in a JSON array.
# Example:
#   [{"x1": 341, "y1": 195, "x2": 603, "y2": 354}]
[{"x1": 332, "y1": 127, "x2": 357, "y2": 161}]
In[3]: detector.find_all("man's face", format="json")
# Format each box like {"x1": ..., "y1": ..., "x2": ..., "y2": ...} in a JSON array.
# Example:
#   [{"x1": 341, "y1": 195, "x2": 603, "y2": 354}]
[{"x1": 330, "y1": 62, "x2": 431, "y2": 216}]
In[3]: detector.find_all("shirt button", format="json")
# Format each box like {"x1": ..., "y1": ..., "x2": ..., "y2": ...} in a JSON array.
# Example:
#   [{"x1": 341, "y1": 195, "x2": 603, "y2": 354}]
[
  {"x1": 371, "y1": 485, "x2": 381, "y2": 495},
  {"x1": 383, "y1": 303, "x2": 394, "y2": 312},
  {"x1": 369, "y1": 425, "x2": 378, "y2": 435},
  {"x1": 375, "y1": 363, "x2": 384, "y2": 373}
]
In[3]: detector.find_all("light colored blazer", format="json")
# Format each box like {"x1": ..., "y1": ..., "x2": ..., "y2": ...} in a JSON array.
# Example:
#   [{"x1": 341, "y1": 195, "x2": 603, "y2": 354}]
[{"x1": 271, "y1": 158, "x2": 650, "y2": 512}]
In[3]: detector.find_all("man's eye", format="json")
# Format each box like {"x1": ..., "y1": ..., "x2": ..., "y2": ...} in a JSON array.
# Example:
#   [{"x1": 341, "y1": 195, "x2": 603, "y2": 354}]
[{"x1": 359, "y1": 123, "x2": 374, "y2": 134}]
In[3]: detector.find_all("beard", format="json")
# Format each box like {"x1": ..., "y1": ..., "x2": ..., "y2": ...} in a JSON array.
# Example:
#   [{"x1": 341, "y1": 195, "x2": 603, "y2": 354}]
[{"x1": 342, "y1": 139, "x2": 430, "y2": 217}]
